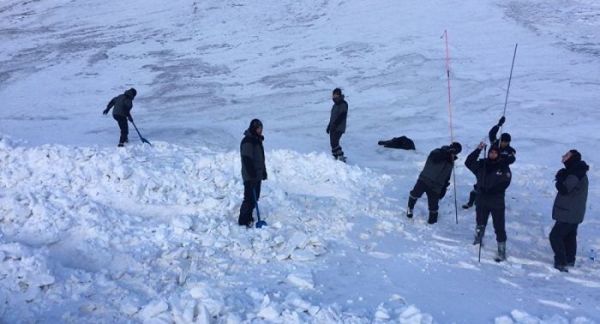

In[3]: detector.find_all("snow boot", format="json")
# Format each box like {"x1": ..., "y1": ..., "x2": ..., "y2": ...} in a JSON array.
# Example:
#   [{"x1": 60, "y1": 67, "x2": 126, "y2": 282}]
[
  {"x1": 462, "y1": 190, "x2": 476, "y2": 209},
  {"x1": 495, "y1": 241, "x2": 506, "y2": 262},
  {"x1": 427, "y1": 211, "x2": 438, "y2": 224},
  {"x1": 406, "y1": 208, "x2": 413, "y2": 219},
  {"x1": 473, "y1": 225, "x2": 485, "y2": 245},
  {"x1": 554, "y1": 264, "x2": 568, "y2": 273}
]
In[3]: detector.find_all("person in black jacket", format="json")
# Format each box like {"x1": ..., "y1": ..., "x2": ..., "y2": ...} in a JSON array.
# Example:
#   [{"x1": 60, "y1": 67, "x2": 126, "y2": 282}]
[
  {"x1": 407, "y1": 142, "x2": 462, "y2": 224},
  {"x1": 103, "y1": 88, "x2": 137, "y2": 147},
  {"x1": 238, "y1": 119, "x2": 268, "y2": 227},
  {"x1": 549, "y1": 149, "x2": 589, "y2": 272},
  {"x1": 463, "y1": 116, "x2": 516, "y2": 209},
  {"x1": 465, "y1": 142, "x2": 512, "y2": 261},
  {"x1": 326, "y1": 88, "x2": 348, "y2": 162}
]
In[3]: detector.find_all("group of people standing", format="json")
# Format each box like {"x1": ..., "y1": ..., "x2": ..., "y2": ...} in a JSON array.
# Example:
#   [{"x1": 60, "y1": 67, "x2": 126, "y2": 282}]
[
  {"x1": 405, "y1": 116, "x2": 589, "y2": 271},
  {"x1": 103, "y1": 87, "x2": 589, "y2": 272}
]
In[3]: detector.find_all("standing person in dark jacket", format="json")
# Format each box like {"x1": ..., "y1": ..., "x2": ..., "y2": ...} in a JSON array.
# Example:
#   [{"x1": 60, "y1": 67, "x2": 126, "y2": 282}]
[
  {"x1": 407, "y1": 142, "x2": 462, "y2": 224},
  {"x1": 463, "y1": 116, "x2": 516, "y2": 209},
  {"x1": 238, "y1": 119, "x2": 268, "y2": 227},
  {"x1": 549, "y1": 149, "x2": 589, "y2": 272},
  {"x1": 326, "y1": 88, "x2": 348, "y2": 162},
  {"x1": 103, "y1": 88, "x2": 137, "y2": 147},
  {"x1": 465, "y1": 142, "x2": 512, "y2": 261}
]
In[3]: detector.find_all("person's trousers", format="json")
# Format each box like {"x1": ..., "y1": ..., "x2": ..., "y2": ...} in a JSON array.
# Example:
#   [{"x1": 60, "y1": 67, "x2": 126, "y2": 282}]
[
  {"x1": 408, "y1": 180, "x2": 440, "y2": 213},
  {"x1": 239, "y1": 180, "x2": 262, "y2": 227},
  {"x1": 113, "y1": 115, "x2": 129, "y2": 144},
  {"x1": 549, "y1": 221, "x2": 578, "y2": 266},
  {"x1": 476, "y1": 204, "x2": 507, "y2": 242},
  {"x1": 329, "y1": 131, "x2": 344, "y2": 158}
]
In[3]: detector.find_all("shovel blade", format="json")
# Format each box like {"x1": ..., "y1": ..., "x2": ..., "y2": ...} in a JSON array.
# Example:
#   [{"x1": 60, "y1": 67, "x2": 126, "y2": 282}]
[{"x1": 256, "y1": 220, "x2": 267, "y2": 228}]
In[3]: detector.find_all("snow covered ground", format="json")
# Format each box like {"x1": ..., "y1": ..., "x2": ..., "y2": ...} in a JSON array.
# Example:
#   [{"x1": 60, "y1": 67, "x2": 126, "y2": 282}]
[{"x1": 1, "y1": 0, "x2": 599, "y2": 322}]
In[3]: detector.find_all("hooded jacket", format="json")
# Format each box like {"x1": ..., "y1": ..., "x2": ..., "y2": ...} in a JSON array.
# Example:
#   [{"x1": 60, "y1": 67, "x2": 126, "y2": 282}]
[
  {"x1": 240, "y1": 128, "x2": 266, "y2": 182},
  {"x1": 553, "y1": 159, "x2": 589, "y2": 224},
  {"x1": 417, "y1": 146, "x2": 456, "y2": 194},
  {"x1": 107, "y1": 89, "x2": 136, "y2": 117}
]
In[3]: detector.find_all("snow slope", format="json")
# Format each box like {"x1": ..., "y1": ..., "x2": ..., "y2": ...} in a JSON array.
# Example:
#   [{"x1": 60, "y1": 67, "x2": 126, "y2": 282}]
[{"x1": 1, "y1": 0, "x2": 600, "y2": 322}]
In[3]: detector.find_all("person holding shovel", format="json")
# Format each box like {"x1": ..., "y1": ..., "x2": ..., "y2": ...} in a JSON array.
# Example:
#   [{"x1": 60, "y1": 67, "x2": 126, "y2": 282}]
[
  {"x1": 103, "y1": 88, "x2": 137, "y2": 147},
  {"x1": 238, "y1": 119, "x2": 268, "y2": 228}
]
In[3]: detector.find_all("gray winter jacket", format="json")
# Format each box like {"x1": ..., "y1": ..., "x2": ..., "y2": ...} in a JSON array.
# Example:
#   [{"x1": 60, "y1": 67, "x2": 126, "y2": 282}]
[
  {"x1": 418, "y1": 147, "x2": 455, "y2": 194},
  {"x1": 328, "y1": 98, "x2": 348, "y2": 134},
  {"x1": 106, "y1": 89, "x2": 136, "y2": 117},
  {"x1": 240, "y1": 130, "x2": 266, "y2": 182},
  {"x1": 552, "y1": 160, "x2": 589, "y2": 224}
]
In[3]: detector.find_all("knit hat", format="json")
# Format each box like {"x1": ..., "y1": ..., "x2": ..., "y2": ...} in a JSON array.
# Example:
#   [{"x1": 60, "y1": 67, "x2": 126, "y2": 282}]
[
  {"x1": 450, "y1": 142, "x2": 462, "y2": 154},
  {"x1": 500, "y1": 133, "x2": 511, "y2": 142}
]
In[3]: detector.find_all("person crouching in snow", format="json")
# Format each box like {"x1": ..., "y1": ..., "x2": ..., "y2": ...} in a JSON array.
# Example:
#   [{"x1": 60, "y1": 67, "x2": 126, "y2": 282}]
[
  {"x1": 103, "y1": 88, "x2": 137, "y2": 147},
  {"x1": 550, "y1": 149, "x2": 589, "y2": 272},
  {"x1": 238, "y1": 119, "x2": 267, "y2": 228},
  {"x1": 465, "y1": 142, "x2": 512, "y2": 261},
  {"x1": 407, "y1": 142, "x2": 461, "y2": 224}
]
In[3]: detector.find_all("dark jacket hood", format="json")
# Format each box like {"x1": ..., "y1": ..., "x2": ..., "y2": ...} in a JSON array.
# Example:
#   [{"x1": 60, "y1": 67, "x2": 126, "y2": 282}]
[
  {"x1": 244, "y1": 129, "x2": 264, "y2": 141},
  {"x1": 565, "y1": 160, "x2": 589, "y2": 179}
]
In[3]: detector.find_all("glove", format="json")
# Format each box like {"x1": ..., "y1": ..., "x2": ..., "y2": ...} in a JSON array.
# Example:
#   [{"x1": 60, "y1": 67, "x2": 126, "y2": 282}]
[
  {"x1": 555, "y1": 169, "x2": 567, "y2": 182},
  {"x1": 498, "y1": 116, "x2": 506, "y2": 126},
  {"x1": 103, "y1": 109, "x2": 109, "y2": 115},
  {"x1": 127, "y1": 115, "x2": 133, "y2": 122},
  {"x1": 262, "y1": 170, "x2": 268, "y2": 180},
  {"x1": 326, "y1": 125, "x2": 330, "y2": 134}
]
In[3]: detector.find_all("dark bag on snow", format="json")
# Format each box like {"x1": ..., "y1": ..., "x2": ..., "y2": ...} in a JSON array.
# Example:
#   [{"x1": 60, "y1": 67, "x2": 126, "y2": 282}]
[{"x1": 378, "y1": 136, "x2": 416, "y2": 150}]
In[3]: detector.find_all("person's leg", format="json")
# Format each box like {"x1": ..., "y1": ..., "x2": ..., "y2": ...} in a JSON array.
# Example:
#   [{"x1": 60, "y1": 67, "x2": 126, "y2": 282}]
[
  {"x1": 114, "y1": 115, "x2": 128, "y2": 145},
  {"x1": 425, "y1": 188, "x2": 440, "y2": 224},
  {"x1": 330, "y1": 131, "x2": 344, "y2": 159},
  {"x1": 407, "y1": 180, "x2": 426, "y2": 218},
  {"x1": 473, "y1": 205, "x2": 490, "y2": 244},
  {"x1": 238, "y1": 181, "x2": 257, "y2": 227},
  {"x1": 463, "y1": 185, "x2": 478, "y2": 209},
  {"x1": 564, "y1": 223, "x2": 579, "y2": 266},
  {"x1": 549, "y1": 221, "x2": 570, "y2": 269},
  {"x1": 491, "y1": 207, "x2": 507, "y2": 243}
]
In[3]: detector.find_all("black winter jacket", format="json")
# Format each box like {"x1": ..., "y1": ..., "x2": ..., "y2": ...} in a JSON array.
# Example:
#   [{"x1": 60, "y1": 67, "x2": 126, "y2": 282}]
[
  {"x1": 240, "y1": 129, "x2": 266, "y2": 182},
  {"x1": 106, "y1": 89, "x2": 136, "y2": 117},
  {"x1": 465, "y1": 148, "x2": 512, "y2": 207},
  {"x1": 328, "y1": 97, "x2": 348, "y2": 134},
  {"x1": 417, "y1": 146, "x2": 455, "y2": 194}
]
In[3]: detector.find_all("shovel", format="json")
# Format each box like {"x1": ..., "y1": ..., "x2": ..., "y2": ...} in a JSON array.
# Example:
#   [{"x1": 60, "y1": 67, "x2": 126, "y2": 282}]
[{"x1": 253, "y1": 189, "x2": 267, "y2": 228}]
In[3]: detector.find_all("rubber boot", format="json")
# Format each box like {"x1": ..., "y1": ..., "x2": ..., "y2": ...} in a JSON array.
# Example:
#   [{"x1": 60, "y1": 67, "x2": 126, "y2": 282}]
[
  {"x1": 473, "y1": 225, "x2": 485, "y2": 245},
  {"x1": 496, "y1": 241, "x2": 506, "y2": 261}
]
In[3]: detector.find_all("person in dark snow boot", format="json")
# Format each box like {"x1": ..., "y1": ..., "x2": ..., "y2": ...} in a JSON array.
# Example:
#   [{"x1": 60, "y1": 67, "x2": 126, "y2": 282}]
[
  {"x1": 463, "y1": 116, "x2": 516, "y2": 209},
  {"x1": 103, "y1": 88, "x2": 137, "y2": 147},
  {"x1": 326, "y1": 88, "x2": 348, "y2": 162},
  {"x1": 549, "y1": 150, "x2": 589, "y2": 273},
  {"x1": 465, "y1": 142, "x2": 512, "y2": 261},
  {"x1": 407, "y1": 142, "x2": 461, "y2": 224},
  {"x1": 238, "y1": 119, "x2": 268, "y2": 228}
]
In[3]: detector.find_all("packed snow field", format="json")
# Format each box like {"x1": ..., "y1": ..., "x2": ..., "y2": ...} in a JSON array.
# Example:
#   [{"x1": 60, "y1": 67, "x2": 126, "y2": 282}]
[{"x1": 1, "y1": 0, "x2": 600, "y2": 323}]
